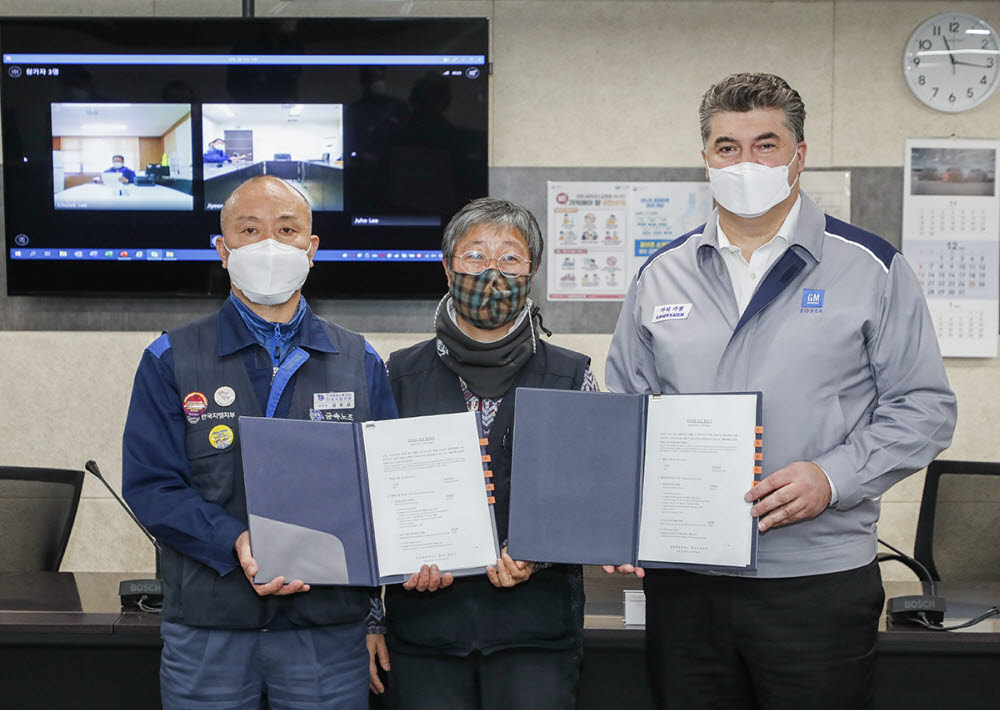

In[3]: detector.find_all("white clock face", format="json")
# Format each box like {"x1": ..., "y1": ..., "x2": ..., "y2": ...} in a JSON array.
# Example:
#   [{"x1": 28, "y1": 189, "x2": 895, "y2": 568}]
[{"x1": 903, "y1": 12, "x2": 1000, "y2": 113}]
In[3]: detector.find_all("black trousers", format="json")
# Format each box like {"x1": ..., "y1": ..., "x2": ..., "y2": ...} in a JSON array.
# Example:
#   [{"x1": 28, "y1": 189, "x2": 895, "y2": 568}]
[
  {"x1": 386, "y1": 646, "x2": 582, "y2": 710},
  {"x1": 644, "y1": 560, "x2": 884, "y2": 710}
]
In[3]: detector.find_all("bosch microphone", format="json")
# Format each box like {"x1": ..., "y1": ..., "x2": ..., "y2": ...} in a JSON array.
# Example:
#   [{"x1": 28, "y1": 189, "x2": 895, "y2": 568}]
[
  {"x1": 878, "y1": 538, "x2": 946, "y2": 626},
  {"x1": 84, "y1": 460, "x2": 163, "y2": 612}
]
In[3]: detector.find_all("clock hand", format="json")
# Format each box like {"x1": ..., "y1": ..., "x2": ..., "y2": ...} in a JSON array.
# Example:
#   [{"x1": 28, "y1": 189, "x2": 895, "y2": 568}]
[
  {"x1": 942, "y1": 34, "x2": 957, "y2": 74},
  {"x1": 952, "y1": 59, "x2": 992, "y2": 69}
]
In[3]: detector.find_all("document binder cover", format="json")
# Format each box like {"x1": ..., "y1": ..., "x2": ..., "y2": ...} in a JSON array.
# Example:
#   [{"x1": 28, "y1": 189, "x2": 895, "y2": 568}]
[
  {"x1": 507, "y1": 388, "x2": 762, "y2": 572},
  {"x1": 241, "y1": 416, "x2": 379, "y2": 586},
  {"x1": 241, "y1": 412, "x2": 499, "y2": 587},
  {"x1": 507, "y1": 389, "x2": 644, "y2": 566}
]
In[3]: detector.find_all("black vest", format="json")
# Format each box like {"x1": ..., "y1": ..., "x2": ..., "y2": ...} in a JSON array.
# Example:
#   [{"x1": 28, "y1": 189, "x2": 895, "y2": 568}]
[
  {"x1": 386, "y1": 338, "x2": 589, "y2": 655},
  {"x1": 162, "y1": 310, "x2": 373, "y2": 628}
]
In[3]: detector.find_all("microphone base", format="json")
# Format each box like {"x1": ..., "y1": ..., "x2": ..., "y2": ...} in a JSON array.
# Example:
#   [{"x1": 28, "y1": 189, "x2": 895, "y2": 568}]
[
  {"x1": 119, "y1": 578, "x2": 164, "y2": 611},
  {"x1": 887, "y1": 594, "x2": 947, "y2": 626}
]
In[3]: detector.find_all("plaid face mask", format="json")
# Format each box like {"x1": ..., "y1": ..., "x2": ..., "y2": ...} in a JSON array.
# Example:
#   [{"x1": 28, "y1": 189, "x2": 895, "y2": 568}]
[{"x1": 450, "y1": 269, "x2": 530, "y2": 330}]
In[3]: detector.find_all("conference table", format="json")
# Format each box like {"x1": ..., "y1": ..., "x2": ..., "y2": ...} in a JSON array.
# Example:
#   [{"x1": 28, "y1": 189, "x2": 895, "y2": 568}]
[{"x1": 1, "y1": 571, "x2": 997, "y2": 709}]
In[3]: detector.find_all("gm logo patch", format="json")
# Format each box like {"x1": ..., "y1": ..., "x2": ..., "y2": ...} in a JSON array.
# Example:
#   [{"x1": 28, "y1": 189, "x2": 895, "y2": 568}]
[{"x1": 801, "y1": 289, "x2": 824, "y2": 313}]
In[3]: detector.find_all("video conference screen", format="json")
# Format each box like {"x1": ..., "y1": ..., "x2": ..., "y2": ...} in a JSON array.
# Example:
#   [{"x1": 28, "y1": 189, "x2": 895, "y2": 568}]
[{"x1": 1, "y1": 18, "x2": 488, "y2": 297}]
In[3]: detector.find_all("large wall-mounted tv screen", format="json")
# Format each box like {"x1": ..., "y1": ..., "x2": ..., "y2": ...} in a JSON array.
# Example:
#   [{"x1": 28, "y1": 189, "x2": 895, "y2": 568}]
[{"x1": 1, "y1": 17, "x2": 489, "y2": 298}]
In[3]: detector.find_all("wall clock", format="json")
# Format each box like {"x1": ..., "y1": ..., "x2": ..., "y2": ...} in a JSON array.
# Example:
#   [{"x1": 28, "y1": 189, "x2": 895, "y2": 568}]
[{"x1": 903, "y1": 12, "x2": 1000, "y2": 112}]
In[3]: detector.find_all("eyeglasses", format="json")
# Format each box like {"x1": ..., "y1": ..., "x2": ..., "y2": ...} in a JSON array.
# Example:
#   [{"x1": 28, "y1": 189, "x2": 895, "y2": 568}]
[{"x1": 455, "y1": 251, "x2": 531, "y2": 277}]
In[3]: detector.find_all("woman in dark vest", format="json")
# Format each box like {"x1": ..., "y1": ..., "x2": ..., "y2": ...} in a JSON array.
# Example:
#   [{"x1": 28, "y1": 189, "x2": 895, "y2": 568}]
[{"x1": 367, "y1": 197, "x2": 598, "y2": 709}]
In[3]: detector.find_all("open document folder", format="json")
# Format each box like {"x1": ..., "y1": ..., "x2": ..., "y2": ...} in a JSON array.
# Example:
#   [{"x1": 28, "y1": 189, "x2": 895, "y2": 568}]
[
  {"x1": 240, "y1": 411, "x2": 500, "y2": 586},
  {"x1": 507, "y1": 388, "x2": 762, "y2": 572}
]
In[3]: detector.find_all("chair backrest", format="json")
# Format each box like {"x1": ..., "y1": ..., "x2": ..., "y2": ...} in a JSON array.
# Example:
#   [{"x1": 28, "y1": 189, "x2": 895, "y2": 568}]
[
  {"x1": 0, "y1": 466, "x2": 83, "y2": 572},
  {"x1": 274, "y1": 153, "x2": 292, "y2": 160},
  {"x1": 914, "y1": 460, "x2": 1000, "y2": 581}
]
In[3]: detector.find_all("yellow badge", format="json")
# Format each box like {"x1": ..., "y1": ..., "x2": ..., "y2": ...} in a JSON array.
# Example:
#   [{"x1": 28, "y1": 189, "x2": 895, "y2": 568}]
[{"x1": 209, "y1": 424, "x2": 234, "y2": 450}]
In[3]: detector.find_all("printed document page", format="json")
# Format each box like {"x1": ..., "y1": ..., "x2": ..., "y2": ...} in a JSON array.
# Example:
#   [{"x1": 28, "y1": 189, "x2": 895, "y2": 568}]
[
  {"x1": 637, "y1": 394, "x2": 757, "y2": 567},
  {"x1": 362, "y1": 411, "x2": 497, "y2": 577}
]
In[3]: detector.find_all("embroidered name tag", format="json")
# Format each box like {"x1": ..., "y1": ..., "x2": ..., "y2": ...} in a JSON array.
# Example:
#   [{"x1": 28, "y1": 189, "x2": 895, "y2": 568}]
[
  {"x1": 651, "y1": 303, "x2": 692, "y2": 323},
  {"x1": 313, "y1": 391, "x2": 355, "y2": 410}
]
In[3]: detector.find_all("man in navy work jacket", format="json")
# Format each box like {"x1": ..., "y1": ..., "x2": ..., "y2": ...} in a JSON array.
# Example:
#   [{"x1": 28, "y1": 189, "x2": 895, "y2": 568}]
[
  {"x1": 123, "y1": 174, "x2": 397, "y2": 710},
  {"x1": 203, "y1": 138, "x2": 231, "y2": 164},
  {"x1": 105, "y1": 154, "x2": 135, "y2": 183},
  {"x1": 605, "y1": 73, "x2": 957, "y2": 710}
]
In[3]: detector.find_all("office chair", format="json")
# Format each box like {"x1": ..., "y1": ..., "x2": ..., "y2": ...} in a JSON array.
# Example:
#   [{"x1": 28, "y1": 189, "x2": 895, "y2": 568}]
[
  {"x1": 274, "y1": 153, "x2": 292, "y2": 160},
  {"x1": 0, "y1": 466, "x2": 83, "y2": 572},
  {"x1": 913, "y1": 460, "x2": 1000, "y2": 581}
]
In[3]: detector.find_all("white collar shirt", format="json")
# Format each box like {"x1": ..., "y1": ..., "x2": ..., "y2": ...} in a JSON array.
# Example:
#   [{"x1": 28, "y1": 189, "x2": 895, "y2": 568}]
[{"x1": 715, "y1": 196, "x2": 801, "y2": 315}]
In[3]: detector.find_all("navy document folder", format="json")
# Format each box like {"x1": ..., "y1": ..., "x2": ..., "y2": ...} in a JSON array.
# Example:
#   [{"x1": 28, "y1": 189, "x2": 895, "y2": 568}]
[
  {"x1": 507, "y1": 388, "x2": 762, "y2": 572},
  {"x1": 240, "y1": 411, "x2": 500, "y2": 586}
]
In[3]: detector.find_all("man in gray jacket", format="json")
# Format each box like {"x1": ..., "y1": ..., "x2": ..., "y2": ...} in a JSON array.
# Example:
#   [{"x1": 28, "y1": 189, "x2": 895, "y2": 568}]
[{"x1": 605, "y1": 73, "x2": 957, "y2": 709}]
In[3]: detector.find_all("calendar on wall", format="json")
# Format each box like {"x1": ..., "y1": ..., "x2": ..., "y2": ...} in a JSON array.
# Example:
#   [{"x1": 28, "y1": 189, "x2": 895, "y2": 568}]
[{"x1": 902, "y1": 138, "x2": 1000, "y2": 358}]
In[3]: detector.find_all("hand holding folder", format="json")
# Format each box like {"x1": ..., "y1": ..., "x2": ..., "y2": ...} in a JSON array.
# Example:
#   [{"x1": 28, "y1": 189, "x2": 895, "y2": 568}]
[
  {"x1": 485, "y1": 550, "x2": 535, "y2": 588},
  {"x1": 234, "y1": 530, "x2": 311, "y2": 595},
  {"x1": 602, "y1": 562, "x2": 645, "y2": 578},
  {"x1": 745, "y1": 460, "x2": 834, "y2": 531},
  {"x1": 398, "y1": 544, "x2": 534, "y2": 591},
  {"x1": 402, "y1": 564, "x2": 454, "y2": 592}
]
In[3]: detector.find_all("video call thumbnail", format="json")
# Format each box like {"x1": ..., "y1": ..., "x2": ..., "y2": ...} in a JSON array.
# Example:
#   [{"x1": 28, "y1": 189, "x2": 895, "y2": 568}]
[
  {"x1": 51, "y1": 103, "x2": 194, "y2": 211},
  {"x1": 202, "y1": 103, "x2": 344, "y2": 211}
]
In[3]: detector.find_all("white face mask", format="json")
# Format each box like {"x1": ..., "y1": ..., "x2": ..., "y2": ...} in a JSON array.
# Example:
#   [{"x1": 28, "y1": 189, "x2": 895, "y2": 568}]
[
  {"x1": 707, "y1": 150, "x2": 799, "y2": 219},
  {"x1": 112, "y1": 162, "x2": 124, "y2": 168},
  {"x1": 223, "y1": 238, "x2": 311, "y2": 306}
]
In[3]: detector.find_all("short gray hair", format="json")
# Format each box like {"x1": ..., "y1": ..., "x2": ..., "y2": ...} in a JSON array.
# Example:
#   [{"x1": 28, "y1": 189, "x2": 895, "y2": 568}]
[
  {"x1": 442, "y1": 197, "x2": 544, "y2": 274},
  {"x1": 699, "y1": 73, "x2": 806, "y2": 145}
]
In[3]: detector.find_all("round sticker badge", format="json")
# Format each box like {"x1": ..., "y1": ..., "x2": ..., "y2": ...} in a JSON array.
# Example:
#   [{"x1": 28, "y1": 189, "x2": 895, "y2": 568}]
[
  {"x1": 214, "y1": 386, "x2": 236, "y2": 407},
  {"x1": 182, "y1": 392, "x2": 208, "y2": 422},
  {"x1": 209, "y1": 425, "x2": 234, "y2": 450}
]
